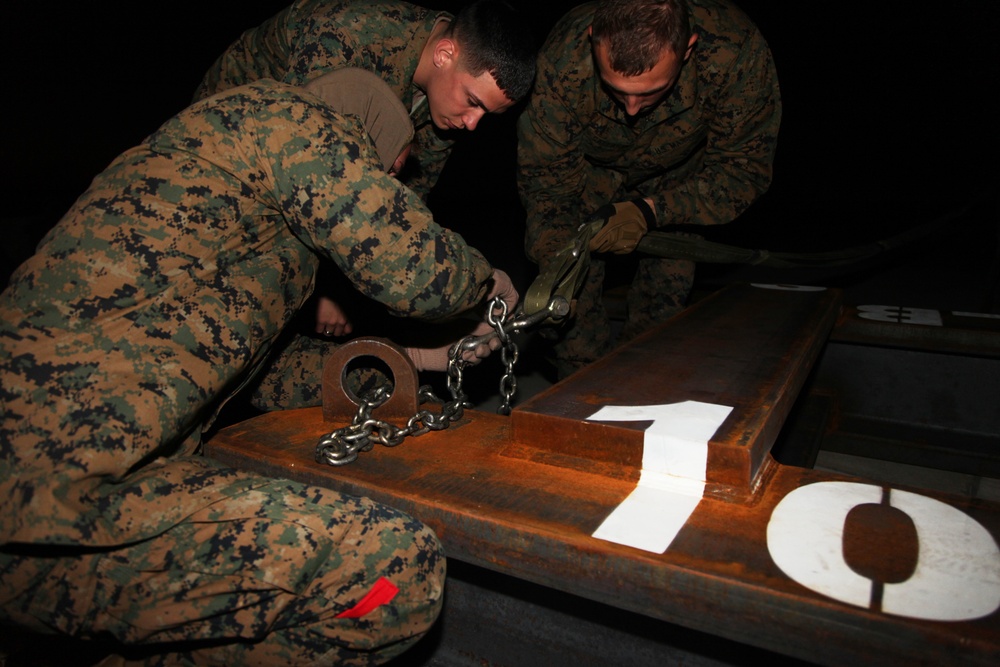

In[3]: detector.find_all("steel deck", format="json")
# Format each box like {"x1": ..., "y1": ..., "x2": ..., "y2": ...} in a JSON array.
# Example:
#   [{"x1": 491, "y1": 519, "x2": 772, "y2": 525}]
[{"x1": 205, "y1": 284, "x2": 1000, "y2": 666}]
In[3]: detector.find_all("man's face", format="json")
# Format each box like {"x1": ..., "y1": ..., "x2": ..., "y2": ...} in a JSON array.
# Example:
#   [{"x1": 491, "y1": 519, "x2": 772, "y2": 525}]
[
  {"x1": 592, "y1": 37, "x2": 694, "y2": 118},
  {"x1": 425, "y1": 49, "x2": 514, "y2": 131}
]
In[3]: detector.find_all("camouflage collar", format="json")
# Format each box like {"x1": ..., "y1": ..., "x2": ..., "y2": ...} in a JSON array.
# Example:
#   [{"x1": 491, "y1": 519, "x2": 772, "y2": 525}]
[{"x1": 593, "y1": 58, "x2": 698, "y2": 128}]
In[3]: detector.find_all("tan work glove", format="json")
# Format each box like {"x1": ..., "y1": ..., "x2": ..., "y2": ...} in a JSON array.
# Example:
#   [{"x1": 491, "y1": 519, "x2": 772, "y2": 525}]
[{"x1": 588, "y1": 198, "x2": 655, "y2": 254}]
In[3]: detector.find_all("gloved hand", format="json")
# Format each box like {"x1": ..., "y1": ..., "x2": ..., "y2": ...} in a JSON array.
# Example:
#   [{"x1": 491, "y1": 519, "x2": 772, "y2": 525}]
[
  {"x1": 588, "y1": 198, "x2": 656, "y2": 254},
  {"x1": 486, "y1": 268, "x2": 519, "y2": 313}
]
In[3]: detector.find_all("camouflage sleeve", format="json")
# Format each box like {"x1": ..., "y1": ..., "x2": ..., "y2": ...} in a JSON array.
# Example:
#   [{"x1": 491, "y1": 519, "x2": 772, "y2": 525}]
[
  {"x1": 249, "y1": 334, "x2": 388, "y2": 411},
  {"x1": 296, "y1": 156, "x2": 493, "y2": 321},
  {"x1": 249, "y1": 334, "x2": 325, "y2": 411},
  {"x1": 403, "y1": 123, "x2": 453, "y2": 201},
  {"x1": 650, "y1": 30, "x2": 781, "y2": 228},
  {"x1": 251, "y1": 97, "x2": 493, "y2": 321},
  {"x1": 215, "y1": 87, "x2": 491, "y2": 412},
  {"x1": 515, "y1": 49, "x2": 591, "y2": 267},
  {"x1": 192, "y1": 3, "x2": 297, "y2": 101}
]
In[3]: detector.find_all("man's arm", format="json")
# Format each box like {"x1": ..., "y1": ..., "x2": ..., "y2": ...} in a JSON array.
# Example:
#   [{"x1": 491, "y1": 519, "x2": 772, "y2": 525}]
[
  {"x1": 269, "y1": 100, "x2": 493, "y2": 319},
  {"x1": 253, "y1": 165, "x2": 496, "y2": 410},
  {"x1": 516, "y1": 55, "x2": 590, "y2": 267},
  {"x1": 308, "y1": 173, "x2": 493, "y2": 320},
  {"x1": 250, "y1": 106, "x2": 495, "y2": 411}
]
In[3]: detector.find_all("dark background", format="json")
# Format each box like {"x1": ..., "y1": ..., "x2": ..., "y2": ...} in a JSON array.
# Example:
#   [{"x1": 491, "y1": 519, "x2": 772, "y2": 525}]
[
  {"x1": 2, "y1": 0, "x2": 998, "y2": 306},
  {"x1": 0, "y1": 5, "x2": 994, "y2": 663}
]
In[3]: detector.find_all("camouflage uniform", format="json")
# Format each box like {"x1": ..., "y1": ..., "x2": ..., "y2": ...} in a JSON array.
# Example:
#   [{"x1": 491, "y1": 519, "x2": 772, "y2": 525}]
[
  {"x1": 194, "y1": 0, "x2": 454, "y2": 198},
  {"x1": 517, "y1": 0, "x2": 781, "y2": 377},
  {"x1": 0, "y1": 79, "x2": 494, "y2": 664}
]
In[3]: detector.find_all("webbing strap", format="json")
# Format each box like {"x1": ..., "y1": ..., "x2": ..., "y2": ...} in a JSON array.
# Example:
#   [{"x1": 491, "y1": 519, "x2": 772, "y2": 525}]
[
  {"x1": 636, "y1": 200, "x2": 979, "y2": 269},
  {"x1": 520, "y1": 195, "x2": 984, "y2": 323},
  {"x1": 522, "y1": 222, "x2": 599, "y2": 324}
]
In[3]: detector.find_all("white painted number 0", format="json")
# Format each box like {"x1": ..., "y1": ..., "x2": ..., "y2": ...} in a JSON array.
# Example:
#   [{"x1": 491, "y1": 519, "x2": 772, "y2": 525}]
[{"x1": 767, "y1": 481, "x2": 1000, "y2": 621}]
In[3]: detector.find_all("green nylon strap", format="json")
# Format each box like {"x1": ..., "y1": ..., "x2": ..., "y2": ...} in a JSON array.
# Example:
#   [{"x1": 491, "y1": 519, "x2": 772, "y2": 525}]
[
  {"x1": 522, "y1": 221, "x2": 601, "y2": 324},
  {"x1": 637, "y1": 201, "x2": 978, "y2": 269},
  {"x1": 521, "y1": 194, "x2": 982, "y2": 321}
]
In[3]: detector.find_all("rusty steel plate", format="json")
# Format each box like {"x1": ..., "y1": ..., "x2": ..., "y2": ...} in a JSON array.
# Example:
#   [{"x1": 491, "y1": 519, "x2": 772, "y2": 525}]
[{"x1": 205, "y1": 284, "x2": 1000, "y2": 666}]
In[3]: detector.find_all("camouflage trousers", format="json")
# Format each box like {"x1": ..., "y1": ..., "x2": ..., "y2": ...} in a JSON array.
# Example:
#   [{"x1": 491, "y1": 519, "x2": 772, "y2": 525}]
[
  {"x1": 549, "y1": 255, "x2": 694, "y2": 379},
  {"x1": 0, "y1": 474, "x2": 446, "y2": 666}
]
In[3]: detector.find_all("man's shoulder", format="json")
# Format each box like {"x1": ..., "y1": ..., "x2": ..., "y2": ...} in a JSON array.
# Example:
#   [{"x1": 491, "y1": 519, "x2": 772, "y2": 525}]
[
  {"x1": 540, "y1": 2, "x2": 595, "y2": 72},
  {"x1": 291, "y1": 0, "x2": 438, "y2": 27},
  {"x1": 690, "y1": 0, "x2": 765, "y2": 42},
  {"x1": 280, "y1": 0, "x2": 438, "y2": 89},
  {"x1": 188, "y1": 78, "x2": 340, "y2": 122},
  {"x1": 548, "y1": 1, "x2": 597, "y2": 37},
  {"x1": 211, "y1": 77, "x2": 299, "y2": 100},
  {"x1": 688, "y1": 0, "x2": 773, "y2": 80},
  {"x1": 180, "y1": 78, "x2": 371, "y2": 155}
]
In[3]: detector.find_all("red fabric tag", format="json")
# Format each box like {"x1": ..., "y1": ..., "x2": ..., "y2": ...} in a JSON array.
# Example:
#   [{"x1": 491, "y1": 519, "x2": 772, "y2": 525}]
[{"x1": 335, "y1": 577, "x2": 400, "y2": 619}]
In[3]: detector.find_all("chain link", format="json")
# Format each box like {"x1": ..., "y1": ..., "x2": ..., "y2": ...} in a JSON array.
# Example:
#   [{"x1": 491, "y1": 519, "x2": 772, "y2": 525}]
[
  {"x1": 315, "y1": 296, "x2": 568, "y2": 466},
  {"x1": 316, "y1": 384, "x2": 467, "y2": 466},
  {"x1": 489, "y1": 301, "x2": 519, "y2": 415},
  {"x1": 316, "y1": 297, "x2": 532, "y2": 466}
]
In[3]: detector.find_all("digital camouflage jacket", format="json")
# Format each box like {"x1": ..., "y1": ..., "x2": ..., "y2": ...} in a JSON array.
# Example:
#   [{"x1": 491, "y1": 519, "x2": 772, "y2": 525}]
[
  {"x1": 194, "y1": 0, "x2": 454, "y2": 197},
  {"x1": 0, "y1": 79, "x2": 492, "y2": 547},
  {"x1": 517, "y1": 0, "x2": 781, "y2": 264}
]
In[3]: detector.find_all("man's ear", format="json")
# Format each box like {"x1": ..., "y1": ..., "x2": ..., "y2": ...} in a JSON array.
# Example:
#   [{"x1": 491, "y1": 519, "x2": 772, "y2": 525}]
[
  {"x1": 433, "y1": 38, "x2": 457, "y2": 68},
  {"x1": 683, "y1": 33, "x2": 698, "y2": 61}
]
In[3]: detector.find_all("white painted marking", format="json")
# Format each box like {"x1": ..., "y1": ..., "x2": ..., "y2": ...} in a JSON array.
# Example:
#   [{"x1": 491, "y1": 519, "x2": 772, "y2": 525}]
[
  {"x1": 856, "y1": 305, "x2": 943, "y2": 326},
  {"x1": 884, "y1": 489, "x2": 1000, "y2": 621},
  {"x1": 767, "y1": 481, "x2": 1000, "y2": 621},
  {"x1": 768, "y1": 481, "x2": 878, "y2": 607},
  {"x1": 953, "y1": 311, "x2": 1000, "y2": 320},
  {"x1": 587, "y1": 401, "x2": 732, "y2": 553}
]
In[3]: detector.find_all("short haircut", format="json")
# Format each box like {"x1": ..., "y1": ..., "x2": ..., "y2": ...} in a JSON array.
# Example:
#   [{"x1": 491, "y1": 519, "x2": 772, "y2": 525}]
[
  {"x1": 591, "y1": 0, "x2": 692, "y2": 76},
  {"x1": 447, "y1": 0, "x2": 537, "y2": 102}
]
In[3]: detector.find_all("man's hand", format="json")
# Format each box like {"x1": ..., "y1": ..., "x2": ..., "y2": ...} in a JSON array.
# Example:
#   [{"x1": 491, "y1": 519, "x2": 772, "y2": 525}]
[
  {"x1": 487, "y1": 268, "x2": 519, "y2": 313},
  {"x1": 315, "y1": 296, "x2": 353, "y2": 337},
  {"x1": 404, "y1": 322, "x2": 498, "y2": 372},
  {"x1": 462, "y1": 321, "x2": 501, "y2": 362},
  {"x1": 588, "y1": 198, "x2": 656, "y2": 254},
  {"x1": 404, "y1": 269, "x2": 519, "y2": 372}
]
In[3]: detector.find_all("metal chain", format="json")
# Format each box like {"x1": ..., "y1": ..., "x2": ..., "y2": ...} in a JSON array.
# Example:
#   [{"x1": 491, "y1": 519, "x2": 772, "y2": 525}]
[
  {"x1": 316, "y1": 297, "x2": 532, "y2": 466},
  {"x1": 315, "y1": 384, "x2": 467, "y2": 466},
  {"x1": 488, "y1": 299, "x2": 520, "y2": 415},
  {"x1": 314, "y1": 295, "x2": 569, "y2": 466}
]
